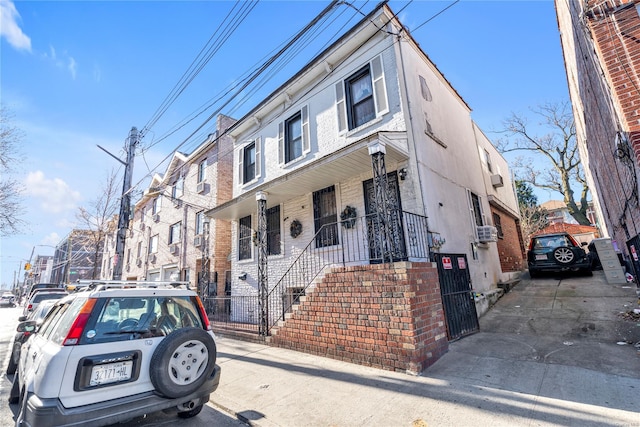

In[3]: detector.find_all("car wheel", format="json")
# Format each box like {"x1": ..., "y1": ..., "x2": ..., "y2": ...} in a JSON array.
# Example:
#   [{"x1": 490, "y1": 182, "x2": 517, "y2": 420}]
[
  {"x1": 553, "y1": 246, "x2": 575, "y2": 264},
  {"x1": 177, "y1": 403, "x2": 204, "y2": 418},
  {"x1": 6, "y1": 348, "x2": 17, "y2": 375},
  {"x1": 150, "y1": 327, "x2": 216, "y2": 399}
]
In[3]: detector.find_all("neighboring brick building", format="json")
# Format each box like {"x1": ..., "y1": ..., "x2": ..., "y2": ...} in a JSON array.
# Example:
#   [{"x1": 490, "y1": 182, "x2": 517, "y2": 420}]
[{"x1": 555, "y1": 0, "x2": 640, "y2": 275}]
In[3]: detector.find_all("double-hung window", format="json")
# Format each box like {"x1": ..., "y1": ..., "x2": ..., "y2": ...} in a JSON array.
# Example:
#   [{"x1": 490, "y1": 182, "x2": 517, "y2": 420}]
[
  {"x1": 335, "y1": 55, "x2": 388, "y2": 133},
  {"x1": 492, "y1": 213, "x2": 504, "y2": 239},
  {"x1": 313, "y1": 186, "x2": 338, "y2": 248},
  {"x1": 149, "y1": 235, "x2": 158, "y2": 254},
  {"x1": 278, "y1": 107, "x2": 309, "y2": 165},
  {"x1": 172, "y1": 176, "x2": 184, "y2": 200},
  {"x1": 195, "y1": 211, "x2": 204, "y2": 235},
  {"x1": 152, "y1": 196, "x2": 161, "y2": 215},
  {"x1": 240, "y1": 138, "x2": 261, "y2": 184},
  {"x1": 266, "y1": 206, "x2": 281, "y2": 256},
  {"x1": 198, "y1": 160, "x2": 207, "y2": 183},
  {"x1": 169, "y1": 222, "x2": 181, "y2": 244},
  {"x1": 467, "y1": 189, "x2": 485, "y2": 240},
  {"x1": 238, "y1": 215, "x2": 252, "y2": 261}
]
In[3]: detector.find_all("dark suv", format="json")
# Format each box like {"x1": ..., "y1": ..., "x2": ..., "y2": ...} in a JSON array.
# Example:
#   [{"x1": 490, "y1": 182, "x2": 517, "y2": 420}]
[{"x1": 527, "y1": 232, "x2": 592, "y2": 277}]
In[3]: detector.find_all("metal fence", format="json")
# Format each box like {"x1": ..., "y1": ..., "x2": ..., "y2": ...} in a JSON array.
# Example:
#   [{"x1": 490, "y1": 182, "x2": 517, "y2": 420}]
[{"x1": 205, "y1": 210, "x2": 434, "y2": 336}]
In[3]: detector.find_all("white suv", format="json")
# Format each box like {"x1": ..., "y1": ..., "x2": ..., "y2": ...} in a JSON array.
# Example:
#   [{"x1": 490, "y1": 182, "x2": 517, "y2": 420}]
[{"x1": 9, "y1": 281, "x2": 221, "y2": 427}]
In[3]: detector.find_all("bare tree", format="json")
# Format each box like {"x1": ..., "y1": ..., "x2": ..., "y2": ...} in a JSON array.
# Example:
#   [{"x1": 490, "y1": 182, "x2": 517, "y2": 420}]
[
  {"x1": 75, "y1": 169, "x2": 120, "y2": 279},
  {"x1": 496, "y1": 101, "x2": 591, "y2": 225},
  {"x1": 0, "y1": 106, "x2": 25, "y2": 236},
  {"x1": 516, "y1": 180, "x2": 549, "y2": 245}
]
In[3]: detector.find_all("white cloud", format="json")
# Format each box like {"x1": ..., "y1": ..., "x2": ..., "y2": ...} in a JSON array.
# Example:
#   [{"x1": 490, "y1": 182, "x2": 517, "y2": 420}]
[
  {"x1": 24, "y1": 171, "x2": 81, "y2": 213},
  {"x1": 42, "y1": 232, "x2": 61, "y2": 247},
  {"x1": 68, "y1": 57, "x2": 77, "y2": 80},
  {"x1": 0, "y1": 0, "x2": 31, "y2": 52}
]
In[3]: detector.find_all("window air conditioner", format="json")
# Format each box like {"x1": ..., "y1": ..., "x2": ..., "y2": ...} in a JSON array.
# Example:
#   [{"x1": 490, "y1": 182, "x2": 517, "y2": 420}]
[
  {"x1": 477, "y1": 225, "x2": 498, "y2": 243},
  {"x1": 169, "y1": 244, "x2": 179, "y2": 255},
  {"x1": 193, "y1": 236, "x2": 203, "y2": 247},
  {"x1": 173, "y1": 199, "x2": 182, "y2": 208},
  {"x1": 139, "y1": 222, "x2": 145, "y2": 230},
  {"x1": 149, "y1": 254, "x2": 157, "y2": 264},
  {"x1": 490, "y1": 174, "x2": 504, "y2": 188},
  {"x1": 136, "y1": 259, "x2": 142, "y2": 267},
  {"x1": 196, "y1": 182, "x2": 206, "y2": 194},
  {"x1": 153, "y1": 214, "x2": 160, "y2": 223}
]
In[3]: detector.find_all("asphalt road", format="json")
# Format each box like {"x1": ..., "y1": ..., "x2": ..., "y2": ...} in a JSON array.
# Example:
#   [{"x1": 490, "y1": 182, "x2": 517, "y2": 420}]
[{"x1": 0, "y1": 306, "x2": 247, "y2": 427}]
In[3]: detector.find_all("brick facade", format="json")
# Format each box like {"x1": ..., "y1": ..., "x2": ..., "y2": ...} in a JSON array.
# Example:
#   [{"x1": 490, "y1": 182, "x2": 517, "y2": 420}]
[
  {"x1": 268, "y1": 262, "x2": 449, "y2": 374},
  {"x1": 491, "y1": 206, "x2": 525, "y2": 272}
]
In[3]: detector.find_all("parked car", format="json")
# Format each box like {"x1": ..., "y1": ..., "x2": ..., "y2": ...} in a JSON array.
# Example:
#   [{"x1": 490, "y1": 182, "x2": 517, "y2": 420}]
[
  {"x1": 0, "y1": 292, "x2": 16, "y2": 308},
  {"x1": 9, "y1": 280, "x2": 221, "y2": 427},
  {"x1": 22, "y1": 290, "x2": 68, "y2": 317},
  {"x1": 6, "y1": 300, "x2": 57, "y2": 375},
  {"x1": 26, "y1": 283, "x2": 63, "y2": 299},
  {"x1": 527, "y1": 232, "x2": 592, "y2": 277}
]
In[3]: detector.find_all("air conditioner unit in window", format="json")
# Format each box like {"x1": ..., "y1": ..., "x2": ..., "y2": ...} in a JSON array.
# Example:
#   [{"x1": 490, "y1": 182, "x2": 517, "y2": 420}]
[
  {"x1": 153, "y1": 214, "x2": 160, "y2": 223},
  {"x1": 169, "y1": 244, "x2": 179, "y2": 255},
  {"x1": 196, "y1": 182, "x2": 206, "y2": 194},
  {"x1": 193, "y1": 236, "x2": 203, "y2": 247},
  {"x1": 477, "y1": 225, "x2": 498, "y2": 243},
  {"x1": 136, "y1": 258, "x2": 142, "y2": 267},
  {"x1": 173, "y1": 199, "x2": 182, "y2": 208},
  {"x1": 490, "y1": 174, "x2": 504, "y2": 188},
  {"x1": 139, "y1": 222, "x2": 145, "y2": 230},
  {"x1": 149, "y1": 254, "x2": 157, "y2": 264}
]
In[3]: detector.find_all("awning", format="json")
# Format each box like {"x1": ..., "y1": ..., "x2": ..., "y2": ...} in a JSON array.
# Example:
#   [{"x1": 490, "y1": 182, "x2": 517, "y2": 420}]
[{"x1": 207, "y1": 131, "x2": 409, "y2": 220}]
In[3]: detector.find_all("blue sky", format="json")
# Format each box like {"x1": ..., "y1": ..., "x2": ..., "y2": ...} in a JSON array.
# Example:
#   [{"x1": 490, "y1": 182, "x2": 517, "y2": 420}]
[{"x1": 0, "y1": 0, "x2": 568, "y2": 287}]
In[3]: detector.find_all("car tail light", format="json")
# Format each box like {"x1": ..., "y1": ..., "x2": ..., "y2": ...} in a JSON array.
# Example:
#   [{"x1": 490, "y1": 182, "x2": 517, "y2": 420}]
[
  {"x1": 27, "y1": 303, "x2": 33, "y2": 311},
  {"x1": 195, "y1": 297, "x2": 211, "y2": 331},
  {"x1": 62, "y1": 298, "x2": 96, "y2": 346}
]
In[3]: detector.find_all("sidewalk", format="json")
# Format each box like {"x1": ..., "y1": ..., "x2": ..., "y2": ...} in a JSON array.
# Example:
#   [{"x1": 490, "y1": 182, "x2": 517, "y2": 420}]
[{"x1": 209, "y1": 271, "x2": 640, "y2": 427}]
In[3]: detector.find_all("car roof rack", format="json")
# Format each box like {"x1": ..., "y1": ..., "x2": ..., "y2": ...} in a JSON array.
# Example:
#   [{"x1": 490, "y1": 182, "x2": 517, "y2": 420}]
[{"x1": 75, "y1": 280, "x2": 191, "y2": 291}]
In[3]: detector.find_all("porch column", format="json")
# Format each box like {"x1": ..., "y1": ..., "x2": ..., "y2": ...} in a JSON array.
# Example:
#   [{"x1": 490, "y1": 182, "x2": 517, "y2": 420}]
[
  {"x1": 256, "y1": 191, "x2": 269, "y2": 336},
  {"x1": 368, "y1": 141, "x2": 393, "y2": 262}
]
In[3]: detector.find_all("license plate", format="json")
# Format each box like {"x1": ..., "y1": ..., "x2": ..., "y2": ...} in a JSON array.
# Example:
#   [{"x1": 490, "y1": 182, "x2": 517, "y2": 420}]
[
  {"x1": 90, "y1": 361, "x2": 133, "y2": 386},
  {"x1": 535, "y1": 254, "x2": 548, "y2": 260}
]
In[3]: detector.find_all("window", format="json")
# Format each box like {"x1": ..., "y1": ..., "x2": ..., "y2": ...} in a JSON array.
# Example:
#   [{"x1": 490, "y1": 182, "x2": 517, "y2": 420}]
[
  {"x1": 149, "y1": 235, "x2": 158, "y2": 254},
  {"x1": 238, "y1": 215, "x2": 252, "y2": 261},
  {"x1": 152, "y1": 196, "x2": 161, "y2": 215},
  {"x1": 469, "y1": 192, "x2": 484, "y2": 226},
  {"x1": 195, "y1": 211, "x2": 205, "y2": 235},
  {"x1": 198, "y1": 160, "x2": 207, "y2": 183},
  {"x1": 141, "y1": 207, "x2": 146, "y2": 223},
  {"x1": 278, "y1": 108, "x2": 309, "y2": 164},
  {"x1": 492, "y1": 213, "x2": 504, "y2": 239},
  {"x1": 244, "y1": 141, "x2": 256, "y2": 183},
  {"x1": 335, "y1": 55, "x2": 388, "y2": 133},
  {"x1": 267, "y1": 206, "x2": 281, "y2": 256},
  {"x1": 126, "y1": 249, "x2": 130, "y2": 265},
  {"x1": 169, "y1": 222, "x2": 181, "y2": 244},
  {"x1": 137, "y1": 242, "x2": 142, "y2": 259},
  {"x1": 172, "y1": 176, "x2": 183, "y2": 200},
  {"x1": 313, "y1": 186, "x2": 338, "y2": 248}
]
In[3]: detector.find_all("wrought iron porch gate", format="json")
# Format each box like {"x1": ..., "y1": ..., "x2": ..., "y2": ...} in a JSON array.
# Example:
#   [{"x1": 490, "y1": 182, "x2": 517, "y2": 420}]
[{"x1": 434, "y1": 253, "x2": 479, "y2": 341}]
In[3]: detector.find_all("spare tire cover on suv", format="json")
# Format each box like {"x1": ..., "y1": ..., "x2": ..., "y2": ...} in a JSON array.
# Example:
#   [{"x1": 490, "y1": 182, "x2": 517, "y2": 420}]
[
  {"x1": 553, "y1": 246, "x2": 577, "y2": 265},
  {"x1": 150, "y1": 327, "x2": 217, "y2": 398}
]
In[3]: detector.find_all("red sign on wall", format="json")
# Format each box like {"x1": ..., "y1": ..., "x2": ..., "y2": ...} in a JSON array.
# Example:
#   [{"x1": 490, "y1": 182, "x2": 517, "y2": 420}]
[
  {"x1": 442, "y1": 257, "x2": 452, "y2": 270},
  {"x1": 458, "y1": 257, "x2": 466, "y2": 269}
]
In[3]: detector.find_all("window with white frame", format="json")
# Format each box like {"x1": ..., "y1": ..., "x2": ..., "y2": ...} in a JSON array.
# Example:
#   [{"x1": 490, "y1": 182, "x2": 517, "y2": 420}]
[
  {"x1": 278, "y1": 107, "x2": 309, "y2": 165},
  {"x1": 195, "y1": 211, "x2": 205, "y2": 235},
  {"x1": 141, "y1": 207, "x2": 146, "y2": 223},
  {"x1": 198, "y1": 159, "x2": 207, "y2": 183},
  {"x1": 238, "y1": 215, "x2": 252, "y2": 261},
  {"x1": 152, "y1": 196, "x2": 162, "y2": 214},
  {"x1": 239, "y1": 139, "x2": 261, "y2": 184},
  {"x1": 148, "y1": 235, "x2": 158, "y2": 254},
  {"x1": 137, "y1": 241, "x2": 142, "y2": 259},
  {"x1": 467, "y1": 189, "x2": 485, "y2": 242},
  {"x1": 335, "y1": 55, "x2": 388, "y2": 133},
  {"x1": 492, "y1": 212, "x2": 504, "y2": 239},
  {"x1": 266, "y1": 206, "x2": 281, "y2": 256},
  {"x1": 172, "y1": 175, "x2": 184, "y2": 200},
  {"x1": 169, "y1": 221, "x2": 181, "y2": 244}
]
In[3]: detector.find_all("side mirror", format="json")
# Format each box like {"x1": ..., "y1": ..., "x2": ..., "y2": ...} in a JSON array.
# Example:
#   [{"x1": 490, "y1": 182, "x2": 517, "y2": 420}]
[
  {"x1": 18, "y1": 316, "x2": 27, "y2": 322},
  {"x1": 581, "y1": 242, "x2": 588, "y2": 246},
  {"x1": 17, "y1": 320, "x2": 37, "y2": 333}
]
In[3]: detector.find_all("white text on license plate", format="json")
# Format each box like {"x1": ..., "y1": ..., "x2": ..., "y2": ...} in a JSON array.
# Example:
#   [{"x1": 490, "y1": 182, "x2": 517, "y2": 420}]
[
  {"x1": 90, "y1": 361, "x2": 133, "y2": 386},
  {"x1": 535, "y1": 254, "x2": 547, "y2": 260}
]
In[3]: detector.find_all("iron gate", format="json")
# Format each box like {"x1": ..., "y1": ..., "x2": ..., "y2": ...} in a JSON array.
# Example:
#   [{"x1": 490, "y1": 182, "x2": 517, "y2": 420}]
[
  {"x1": 626, "y1": 234, "x2": 640, "y2": 282},
  {"x1": 434, "y1": 253, "x2": 479, "y2": 341}
]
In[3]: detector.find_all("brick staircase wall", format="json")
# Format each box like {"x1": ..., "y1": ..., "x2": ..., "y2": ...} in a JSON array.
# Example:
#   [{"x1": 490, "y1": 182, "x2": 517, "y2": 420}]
[{"x1": 268, "y1": 261, "x2": 449, "y2": 374}]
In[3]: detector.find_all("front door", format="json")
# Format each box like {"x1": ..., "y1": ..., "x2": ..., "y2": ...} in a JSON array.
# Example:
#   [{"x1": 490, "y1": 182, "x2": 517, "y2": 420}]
[{"x1": 363, "y1": 171, "x2": 406, "y2": 263}]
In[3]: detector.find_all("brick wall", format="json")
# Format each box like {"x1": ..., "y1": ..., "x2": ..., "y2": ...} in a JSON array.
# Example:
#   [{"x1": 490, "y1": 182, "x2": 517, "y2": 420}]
[
  {"x1": 491, "y1": 206, "x2": 525, "y2": 272},
  {"x1": 268, "y1": 262, "x2": 449, "y2": 374}
]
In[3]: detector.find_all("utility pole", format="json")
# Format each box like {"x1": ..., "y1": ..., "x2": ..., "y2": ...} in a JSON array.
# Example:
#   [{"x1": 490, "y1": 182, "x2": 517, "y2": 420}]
[{"x1": 103, "y1": 127, "x2": 139, "y2": 280}]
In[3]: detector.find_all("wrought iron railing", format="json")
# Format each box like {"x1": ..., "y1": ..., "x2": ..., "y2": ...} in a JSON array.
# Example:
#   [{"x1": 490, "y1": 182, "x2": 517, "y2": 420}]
[{"x1": 204, "y1": 210, "x2": 434, "y2": 336}]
